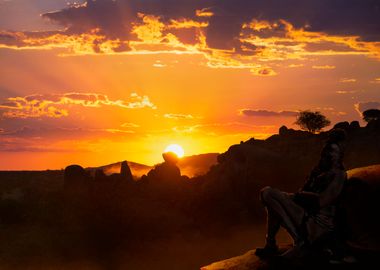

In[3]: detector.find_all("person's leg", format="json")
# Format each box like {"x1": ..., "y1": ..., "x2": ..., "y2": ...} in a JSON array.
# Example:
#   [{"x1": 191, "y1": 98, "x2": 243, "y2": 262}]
[
  {"x1": 266, "y1": 208, "x2": 281, "y2": 246},
  {"x1": 260, "y1": 186, "x2": 305, "y2": 245}
]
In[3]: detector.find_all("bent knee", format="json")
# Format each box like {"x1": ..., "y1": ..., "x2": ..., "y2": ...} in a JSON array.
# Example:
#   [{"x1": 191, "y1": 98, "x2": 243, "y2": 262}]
[{"x1": 260, "y1": 186, "x2": 274, "y2": 203}]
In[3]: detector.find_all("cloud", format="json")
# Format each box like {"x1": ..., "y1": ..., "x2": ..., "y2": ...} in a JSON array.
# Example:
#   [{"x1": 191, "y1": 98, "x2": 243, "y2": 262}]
[
  {"x1": 250, "y1": 67, "x2": 277, "y2": 76},
  {"x1": 339, "y1": 78, "x2": 356, "y2": 83},
  {"x1": 196, "y1": 8, "x2": 214, "y2": 18},
  {"x1": 336, "y1": 90, "x2": 356, "y2": 94},
  {"x1": 172, "y1": 122, "x2": 277, "y2": 137},
  {"x1": 288, "y1": 64, "x2": 304, "y2": 68},
  {"x1": 164, "y1": 113, "x2": 197, "y2": 120},
  {"x1": 121, "y1": 122, "x2": 140, "y2": 128},
  {"x1": 1, "y1": 0, "x2": 380, "y2": 72},
  {"x1": 354, "y1": 101, "x2": 380, "y2": 116},
  {"x1": 0, "y1": 92, "x2": 156, "y2": 119},
  {"x1": 312, "y1": 65, "x2": 336, "y2": 69},
  {"x1": 239, "y1": 109, "x2": 298, "y2": 117}
]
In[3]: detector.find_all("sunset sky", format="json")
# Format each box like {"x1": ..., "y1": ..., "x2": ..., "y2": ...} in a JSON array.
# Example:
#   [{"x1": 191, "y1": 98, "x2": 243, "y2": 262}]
[{"x1": 1, "y1": 0, "x2": 380, "y2": 170}]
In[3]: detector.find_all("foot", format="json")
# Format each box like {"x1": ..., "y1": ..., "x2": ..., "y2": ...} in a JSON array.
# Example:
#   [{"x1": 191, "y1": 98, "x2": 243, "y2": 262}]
[
  {"x1": 280, "y1": 241, "x2": 309, "y2": 260},
  {"x1": 255, "y1": 244, "x2": 279, "y2": 258}
]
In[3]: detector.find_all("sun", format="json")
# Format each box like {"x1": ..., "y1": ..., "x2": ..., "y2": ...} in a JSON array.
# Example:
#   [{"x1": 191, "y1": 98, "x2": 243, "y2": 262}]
[{"x1": 164, "y1": 144, "x2": 185, "y2": 158}]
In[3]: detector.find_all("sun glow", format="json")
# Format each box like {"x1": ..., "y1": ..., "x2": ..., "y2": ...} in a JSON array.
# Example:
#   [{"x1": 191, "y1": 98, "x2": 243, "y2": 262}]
[{"x1": 164, "y1": 144, "x2": 185, "y2": 158}]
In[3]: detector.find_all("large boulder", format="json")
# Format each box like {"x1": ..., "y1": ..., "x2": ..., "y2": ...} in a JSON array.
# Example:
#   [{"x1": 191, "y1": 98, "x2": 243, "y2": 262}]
[
  {"x1": 343, "y1": 164, "x2": 380, "y2": 251},
  {"x1": 64, "y1": 164, "x2": 89, "y2": 191}
]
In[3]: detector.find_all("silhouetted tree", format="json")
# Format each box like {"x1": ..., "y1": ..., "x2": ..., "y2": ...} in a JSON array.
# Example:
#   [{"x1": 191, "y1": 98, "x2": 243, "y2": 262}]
[
  {"x1": 295, "y1": 110, "x2": 330, "y2": 133},
  {"x1": 362, "y1": 109, "x2": 380, "y2": 123}
]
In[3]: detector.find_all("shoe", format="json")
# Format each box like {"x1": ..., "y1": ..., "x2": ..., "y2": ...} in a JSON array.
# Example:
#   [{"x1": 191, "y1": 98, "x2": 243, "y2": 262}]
[
  {"x1": 280, "y1": 241, "x2": 310, "y2": 260},
  {"x1": 255, "y1": 244, "x2": 279, "y2": 258}
]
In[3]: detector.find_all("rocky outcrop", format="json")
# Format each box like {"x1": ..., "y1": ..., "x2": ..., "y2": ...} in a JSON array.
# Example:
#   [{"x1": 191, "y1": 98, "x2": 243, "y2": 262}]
[
  {"x1": 120, "y1": 161, "x2": 133, "y2": 182},
  {"x1": 201, "y1": 246, "x2": 374, "y2": 270},
  {"x1": 201, "y1": 165, "x2": 380, "y2": 270},
  {"x1": 64, "y1": 164, "x2": 89, "y2": 191},
  {"x1": 343, "y1": 165, "x2": 380, "y2": 251},
  {"x1": 196, "y1": 123, "x2": 380, "y2": 223}
]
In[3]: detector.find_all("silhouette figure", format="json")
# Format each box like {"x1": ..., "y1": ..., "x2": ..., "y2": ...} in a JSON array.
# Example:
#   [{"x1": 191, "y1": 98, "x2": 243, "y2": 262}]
[{"x1": 256, "y1": 128, "x2": 347, "y2": 259}]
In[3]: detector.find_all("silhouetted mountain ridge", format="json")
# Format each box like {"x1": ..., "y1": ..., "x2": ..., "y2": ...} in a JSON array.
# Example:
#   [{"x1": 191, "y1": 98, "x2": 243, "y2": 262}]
[{"x1": 87, "y1": 153, "x2": 219, "y2": 178}]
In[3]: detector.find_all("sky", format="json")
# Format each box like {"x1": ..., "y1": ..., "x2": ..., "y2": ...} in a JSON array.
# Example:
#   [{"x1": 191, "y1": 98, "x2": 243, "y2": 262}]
[{"x1": 0, "y1": 0, "x2": 380, "y2": 170}]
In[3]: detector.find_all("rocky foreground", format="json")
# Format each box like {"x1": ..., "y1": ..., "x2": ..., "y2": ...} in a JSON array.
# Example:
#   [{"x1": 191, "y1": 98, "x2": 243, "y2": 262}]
[
  {"x1": 202, "y1": 164, "x2": 380, "y2": 270},
  {"x1": 201, "y1": 246, "x2": 375, "y2": 270}
]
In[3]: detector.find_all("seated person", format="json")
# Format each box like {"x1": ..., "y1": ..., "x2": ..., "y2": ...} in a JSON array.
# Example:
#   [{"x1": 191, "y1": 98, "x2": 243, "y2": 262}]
[{"x1": 256, "y1": 129, "x2": 347, "y2": 259}]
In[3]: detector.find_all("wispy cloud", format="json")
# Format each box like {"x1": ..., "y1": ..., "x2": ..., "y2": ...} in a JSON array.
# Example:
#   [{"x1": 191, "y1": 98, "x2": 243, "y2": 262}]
[
  {"x1": 0, "y1": 92, "x2": 156, "y2": 119},
  {"x1": 354, "y1": 101, "x2": 380, "y2": 116},
  {"x1": 121, "y1": 122, "x2": 140, "y2": 128},
  {"x1": 336, "y1": 90, "x2": 356, "y2": 94},
  {"x1": 164, "y1": 113, "x2": 197, "y2": 120},
  {"x1": 172, "y1": 122, "x2": 276, "y2": 136},
  {"x1": 339, "y1": 78, "x2": 356, "y2": 83},
  {"x1": 312, "y1": 65, "x2": 336, "y2": 69},
  {"x1": 239, "y1": 109, "x2": 298, "y2": 117}
]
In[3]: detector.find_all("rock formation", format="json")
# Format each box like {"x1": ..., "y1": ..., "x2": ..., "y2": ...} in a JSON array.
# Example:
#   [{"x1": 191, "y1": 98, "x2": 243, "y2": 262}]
[{"x1": 201, "y1": 164, "x2": 380, "y2": 270}]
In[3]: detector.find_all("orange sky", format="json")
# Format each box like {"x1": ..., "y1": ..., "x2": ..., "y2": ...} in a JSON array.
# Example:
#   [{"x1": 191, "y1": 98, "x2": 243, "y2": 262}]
[{"x1": 1, "y1": 0, "x2": 380, "y2": 170}]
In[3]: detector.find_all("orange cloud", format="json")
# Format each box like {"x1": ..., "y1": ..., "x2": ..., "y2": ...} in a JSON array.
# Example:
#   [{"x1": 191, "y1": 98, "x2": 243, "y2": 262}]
[
  {"x1": 312, "y1": 65, "x2": 336, "y2": 69},
  {"x1": 0, "y1": 92, "x2": 156, "y2": 119},
  {"x1": 339, "y1": 78, "x2": 356, "y2": 83},
  {"x1": 121, "y1": 122, "x2": 140, "y2": 128},
  {"x1": 164, "y1": 113, "x2": 200, "y2": 120},
  {"x1": 167, "y1": 19, "x2": 208, "y2": 29},
  {"x1": 1, "y1": 16, "x2": 380, "y2": 74},
  {"x1": 250, "y1": 67, "x2": 277, "y2": 76},
  {"x1": 195, "y1": 8, "x2": 214, "y2": 18},
  {"x1": 336, "y1": 90, "x2": 356, "y2": 94}
]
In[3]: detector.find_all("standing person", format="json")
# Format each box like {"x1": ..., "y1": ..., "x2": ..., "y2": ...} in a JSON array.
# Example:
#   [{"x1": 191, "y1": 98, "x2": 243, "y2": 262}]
[{"x1": 255, "y1": 129, "x2": 347, "y2": 259}]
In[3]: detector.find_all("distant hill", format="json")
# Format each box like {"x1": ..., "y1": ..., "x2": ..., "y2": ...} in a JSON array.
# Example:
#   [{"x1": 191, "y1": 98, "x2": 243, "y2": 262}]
[
  {"x1": 177, "y1": 153, "x2": 219, "y2": 177},
  {"x1": 87, "y1": 153, "x2": 219, "y2": 179},
  {"x1": 86, "y1": 161, "x2": 152, "y2": 179}
]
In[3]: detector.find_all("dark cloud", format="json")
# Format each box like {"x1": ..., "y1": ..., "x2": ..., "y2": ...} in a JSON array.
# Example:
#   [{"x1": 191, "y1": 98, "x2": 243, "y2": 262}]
[
  {"x1": 354, "y1": 101, "x2": 380, "y2": 115},
  {"x1": 40, "y1": 0, "x2": 380, "y2": 46},
  {"x1": 1, "y1": 0, "x2": 379, "y2": 67},
  {"x1": 240, "y1": 109, "x2": 298, "y2": 117}
]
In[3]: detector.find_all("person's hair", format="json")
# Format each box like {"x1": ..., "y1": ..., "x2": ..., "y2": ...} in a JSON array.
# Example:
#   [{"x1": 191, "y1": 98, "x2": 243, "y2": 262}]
[{"x1": 327, "y1": 128, "x2": 346, "y2": 144}]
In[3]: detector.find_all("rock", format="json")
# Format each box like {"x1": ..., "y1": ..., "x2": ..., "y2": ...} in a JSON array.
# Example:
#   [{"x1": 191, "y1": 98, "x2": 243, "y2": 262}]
[
  {"x1": 201, "y1": 165, "x2": 380, "y2": 270},
  {"x1": 64, "y1": 164, "x2": 88, "y2": 190},
  {"x1": 94, "y1": 169, "x2": 106, "y2": 181},
  {"x1": 365, "y1": 119, "x2": 380, "y2": 130},
  {"x1": 279, "y1": 125, "x2": 288, "y2": 136},
  {"x1": 200, "y1": 249, "x2": 263, "y2": 270},
  {"x1": 201, "y1": 246, "x2": 375, "y2": 270},
  {"x1": 333, "y1": 121, "x2": 350, "y2": 130},
  {"x1": 349, "y1": 121, "x2": 360, "y2": 129},
  {"x1": 343, "y1": 165, "x2": 380, "y2": 251},
  {"x1": 162, "y1": 151, "x2": 179, "y2": 164},
  {"x1": 120, "y1": 160, "x2": 133, "y2": 181}
]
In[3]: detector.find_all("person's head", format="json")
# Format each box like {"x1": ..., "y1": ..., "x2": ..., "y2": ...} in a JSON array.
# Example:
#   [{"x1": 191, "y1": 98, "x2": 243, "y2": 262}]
[
  {"x1": 327, "y1": 128, "x2": 346, "y2": 144},
  {"x1": 319, "y1": 129, "x2": 346, "y2": 170}
]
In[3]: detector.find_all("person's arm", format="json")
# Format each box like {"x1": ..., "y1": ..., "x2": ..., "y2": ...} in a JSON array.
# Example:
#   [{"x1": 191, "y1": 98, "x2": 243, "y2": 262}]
[
  {"x1": 318, "y1": 170, "x2": 346, "y2": 208},
  {"x1": 293, "y1": 191, "x2": 319, "y2": 212}
]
